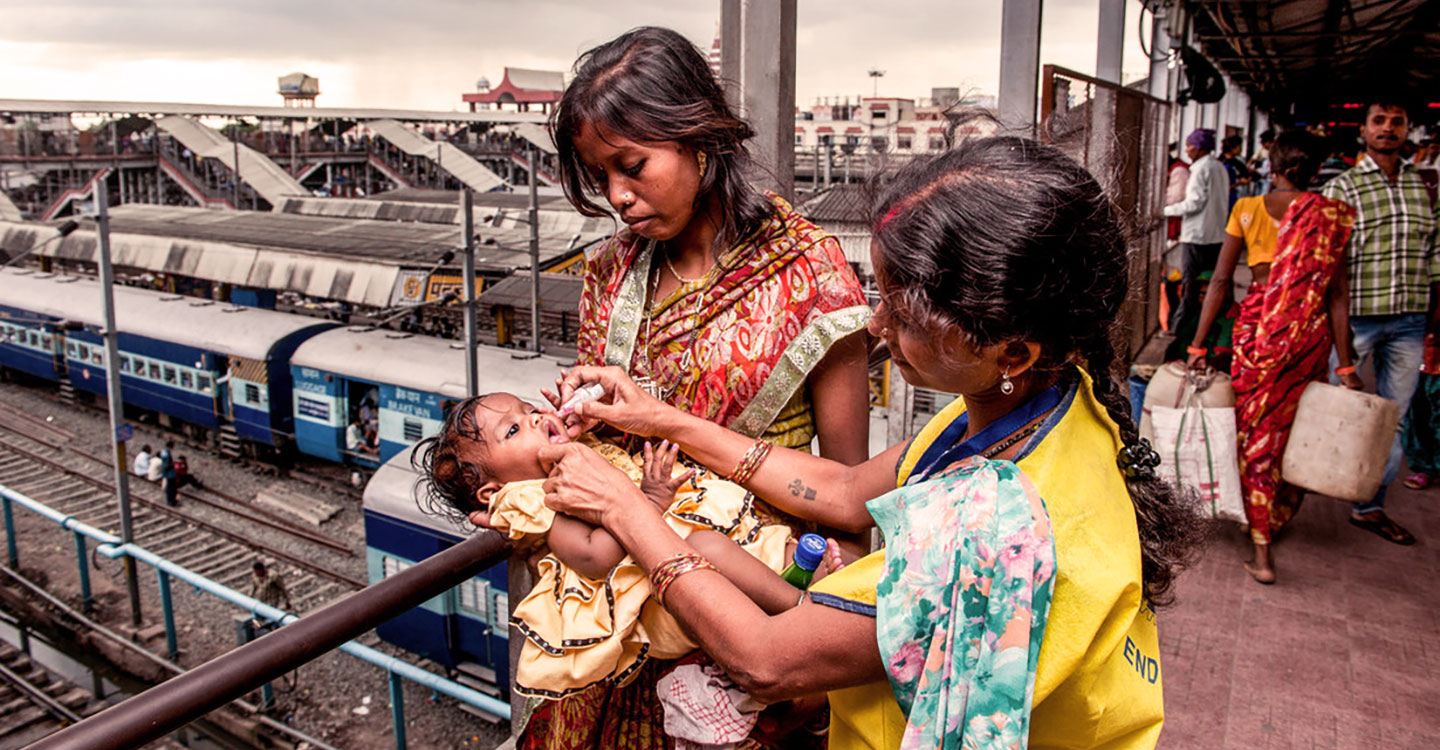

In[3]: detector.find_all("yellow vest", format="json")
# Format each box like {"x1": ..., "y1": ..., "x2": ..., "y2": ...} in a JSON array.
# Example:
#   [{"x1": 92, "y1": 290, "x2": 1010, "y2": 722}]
[{"x1": 814, "y1": 373, "x2": 1165, "y2": 750}]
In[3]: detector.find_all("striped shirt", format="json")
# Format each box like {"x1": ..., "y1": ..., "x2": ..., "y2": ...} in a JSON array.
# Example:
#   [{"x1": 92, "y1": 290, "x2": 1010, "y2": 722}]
[{"x1": 1322, "y1": 155, "x2": 1439, "y2": 317}]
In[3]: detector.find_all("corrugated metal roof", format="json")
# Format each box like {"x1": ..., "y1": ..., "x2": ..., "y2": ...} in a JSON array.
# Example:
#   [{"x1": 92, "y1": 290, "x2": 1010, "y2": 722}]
[
  {"x1": 0, "y1": 268, "x2": 337, "y2": 360},
  {"x1": 796, "y1": 185, "x2": 873, "y2": 224},
  {"x1": 291, "y1": 326, "x2": 566, "y2": 399},
  {"x1": 475, "y1": 271, "x2": 583, "y2": 311},
  {"x1": 0, "y1": 98, "x2": 546, "y2": 124}
]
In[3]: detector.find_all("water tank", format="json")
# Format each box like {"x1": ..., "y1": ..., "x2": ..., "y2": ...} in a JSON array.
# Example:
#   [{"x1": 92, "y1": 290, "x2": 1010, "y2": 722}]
[
  {"x1": 1282, "y1": 383, "x2": 1400, "y2": 502},
  {"x1": 476, "y1": 76, "x2": 492, "y2": 93}
]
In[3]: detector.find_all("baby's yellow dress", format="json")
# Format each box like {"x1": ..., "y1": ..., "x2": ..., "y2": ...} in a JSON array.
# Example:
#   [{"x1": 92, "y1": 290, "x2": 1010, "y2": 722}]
[{"x1": 488, "y1": 437, "x2": 792, "y2": 699}]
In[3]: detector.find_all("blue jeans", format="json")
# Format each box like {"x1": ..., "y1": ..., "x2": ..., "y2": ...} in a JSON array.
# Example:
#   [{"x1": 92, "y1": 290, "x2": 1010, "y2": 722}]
[{"x1": 1335, "y1": 314, "x2": 1427, "y2": 513}]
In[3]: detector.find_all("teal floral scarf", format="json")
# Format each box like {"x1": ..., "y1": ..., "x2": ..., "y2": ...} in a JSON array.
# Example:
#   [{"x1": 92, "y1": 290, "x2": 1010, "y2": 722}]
[{"x1": 867, "y1": 457, "x2": 1056, "y2": 749}]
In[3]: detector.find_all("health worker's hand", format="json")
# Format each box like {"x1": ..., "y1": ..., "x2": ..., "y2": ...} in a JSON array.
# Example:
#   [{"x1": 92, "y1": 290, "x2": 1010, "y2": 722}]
[
  {"x1": 557, "y1": 365, "x2": 675, "y2": 439},
  {"x1": 540, "y1": 376, "x2": 594, "y2": 439}
]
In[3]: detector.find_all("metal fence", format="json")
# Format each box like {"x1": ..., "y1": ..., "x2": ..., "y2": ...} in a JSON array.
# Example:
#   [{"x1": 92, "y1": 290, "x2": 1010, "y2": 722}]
[{"x1": 1041, "y1": 65, "x2": 1171, "y2": 358}]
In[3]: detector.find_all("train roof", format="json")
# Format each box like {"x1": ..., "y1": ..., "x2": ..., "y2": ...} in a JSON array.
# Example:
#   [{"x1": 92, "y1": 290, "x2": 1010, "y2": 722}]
[
  {"x1": 362, "y1": 444, "x2": 469, "y2": 539},
  {"x1": 0, "y1": 268, "x2": 337, "y2": 360},
  {"x1": 290, "y1": 326, "x2": 567, "y2": 399}
]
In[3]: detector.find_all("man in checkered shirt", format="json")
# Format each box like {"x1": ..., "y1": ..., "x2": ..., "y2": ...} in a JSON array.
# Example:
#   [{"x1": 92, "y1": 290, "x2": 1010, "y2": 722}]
[{"x1": 1323, "y1": 101, "x2": 1439, "y2": 546}]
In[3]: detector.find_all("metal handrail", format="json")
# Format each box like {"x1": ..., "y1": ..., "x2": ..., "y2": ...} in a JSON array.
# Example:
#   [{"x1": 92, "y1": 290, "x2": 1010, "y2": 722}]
[{"x1": 28, "y1": 530, "x2": 510, "y2": 750}]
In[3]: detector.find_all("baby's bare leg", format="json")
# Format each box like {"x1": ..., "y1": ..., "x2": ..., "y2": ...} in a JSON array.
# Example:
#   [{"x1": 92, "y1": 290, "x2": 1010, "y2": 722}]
[{"x1": 686, "y1": 530, "x2": 805, "y2": 615}]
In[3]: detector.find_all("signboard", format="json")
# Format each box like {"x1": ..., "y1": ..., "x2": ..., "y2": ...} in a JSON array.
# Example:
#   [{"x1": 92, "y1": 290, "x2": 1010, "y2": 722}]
[{"x1": 116, "y1": 424, "x2": 134, "y2": 442}]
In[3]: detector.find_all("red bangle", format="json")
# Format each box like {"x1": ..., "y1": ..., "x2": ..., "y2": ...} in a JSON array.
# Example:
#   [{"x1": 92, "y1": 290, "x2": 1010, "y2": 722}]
[
  {"x1": 1186, "y1": 345, "x2": 1207, "y2": 357},
  {"x1": 1335, "y1": 365, "x2": 1357, "y2": 376}
]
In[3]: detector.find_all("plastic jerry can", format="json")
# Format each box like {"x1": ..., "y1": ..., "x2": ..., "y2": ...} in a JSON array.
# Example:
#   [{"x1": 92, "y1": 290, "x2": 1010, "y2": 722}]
[
  {"x1": 1139, "y1": 361, "x2": 1235, "y2": 441},
  {"x1": 1281, "y1": 382, "x2": 1400, "y2": 502}
]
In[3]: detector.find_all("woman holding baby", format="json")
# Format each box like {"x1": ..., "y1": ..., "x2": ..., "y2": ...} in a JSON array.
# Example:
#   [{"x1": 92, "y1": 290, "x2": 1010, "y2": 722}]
[{"x1": 521, "y1": 25, "x2": 873, "y2": 749}]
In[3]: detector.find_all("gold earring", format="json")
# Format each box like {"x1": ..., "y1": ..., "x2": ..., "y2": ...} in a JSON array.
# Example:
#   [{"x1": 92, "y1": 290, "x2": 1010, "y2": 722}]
[{"x1": 697, "y1": 151, "x2": 708, "y2": 176}]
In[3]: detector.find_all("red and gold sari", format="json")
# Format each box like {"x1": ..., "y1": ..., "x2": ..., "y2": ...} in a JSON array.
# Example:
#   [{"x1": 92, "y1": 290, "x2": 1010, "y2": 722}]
[
  {"x1": 1231, "y1": 193, "x2": 1356, "y2": 544},
  {"x1": 521, "y1": 194, "x2": 870, "y2": 750}
]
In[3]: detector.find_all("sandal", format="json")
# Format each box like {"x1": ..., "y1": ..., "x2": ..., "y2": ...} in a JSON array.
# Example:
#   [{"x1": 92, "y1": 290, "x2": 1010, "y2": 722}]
[
  {"x1": 1349, "y1": 512, "x2": 1417, "y2": 546},
  {"x1": 1403, "y1": 472, "x2": 1433, "y2": 490}
]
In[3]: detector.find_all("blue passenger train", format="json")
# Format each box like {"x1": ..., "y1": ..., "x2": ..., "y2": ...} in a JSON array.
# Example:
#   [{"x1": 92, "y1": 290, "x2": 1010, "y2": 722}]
[{"x1": 0, "y1": 267, "x2": 567, "y2": 690}]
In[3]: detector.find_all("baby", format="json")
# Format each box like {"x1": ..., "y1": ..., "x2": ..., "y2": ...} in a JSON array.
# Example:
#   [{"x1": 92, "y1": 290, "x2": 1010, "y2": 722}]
[{"x1": 414, "y1": 393, "x2": 817, "y2": 699}]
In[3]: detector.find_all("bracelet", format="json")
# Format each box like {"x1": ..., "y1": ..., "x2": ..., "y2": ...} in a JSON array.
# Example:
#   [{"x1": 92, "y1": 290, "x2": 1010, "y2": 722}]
[
  {"x1": 1186, "y1": 345, "x2": 1208, "y2": 357},
  {"x1": 728, "y1": 440, "x2": 773, "y2": 484},
  {"x1": 1335, "y1": 365, "x2": 1357, "y2": 376},
  {"x1": 650, "y1": 553, "x2": 716, "y2": 606}
]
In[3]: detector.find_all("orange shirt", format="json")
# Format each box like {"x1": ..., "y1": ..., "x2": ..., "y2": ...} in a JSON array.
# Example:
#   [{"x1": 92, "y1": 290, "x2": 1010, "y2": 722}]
[{"x1": 1226, "y1": 196, "x2": 1280, "y2": 266}]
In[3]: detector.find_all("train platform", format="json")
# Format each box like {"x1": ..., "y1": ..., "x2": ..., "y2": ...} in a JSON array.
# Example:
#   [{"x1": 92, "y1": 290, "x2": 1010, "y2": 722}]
[{"x1": 1159, "y1": 477, "x2": 1440, "y2": 749}]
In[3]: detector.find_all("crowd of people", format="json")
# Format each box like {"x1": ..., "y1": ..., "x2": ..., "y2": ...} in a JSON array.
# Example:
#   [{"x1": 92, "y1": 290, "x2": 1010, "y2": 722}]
[
  {"x1": 1167, "y1": 101, "x2": 1437, "y2": 584},
  {"x1": 400, "y1": 25, "x2": 1216, "y2": 750}
]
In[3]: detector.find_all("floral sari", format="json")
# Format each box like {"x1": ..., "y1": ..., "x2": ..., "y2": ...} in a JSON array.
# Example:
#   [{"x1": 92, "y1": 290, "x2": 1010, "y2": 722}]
[
  {"x1": 521, "y1": 194, "x2": 869, "y2": 750},
  {"x1": 1231, "y1": 193, "x2": 1356, "y2": 544}
]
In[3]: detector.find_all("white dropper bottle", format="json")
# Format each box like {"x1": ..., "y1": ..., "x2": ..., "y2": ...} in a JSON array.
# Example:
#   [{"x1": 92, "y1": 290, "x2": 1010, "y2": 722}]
[{"x1": 557, "y1": 382, "x2": 606, "y2": 416}]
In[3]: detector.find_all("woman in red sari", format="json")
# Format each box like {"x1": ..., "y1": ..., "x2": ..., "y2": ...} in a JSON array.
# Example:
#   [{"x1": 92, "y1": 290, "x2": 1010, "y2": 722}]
[
  {"x1": 525, "y1": 27, "x2": 872, "y2": 749},
  {"x1": 1188, "y1": 130, "x2": 1361, "y2": 584}
]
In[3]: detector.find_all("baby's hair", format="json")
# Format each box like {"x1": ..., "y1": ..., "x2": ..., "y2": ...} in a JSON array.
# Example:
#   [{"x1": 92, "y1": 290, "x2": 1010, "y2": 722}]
[{"x1": 412, "y1": 393, "x2": 501, "y2": 527}]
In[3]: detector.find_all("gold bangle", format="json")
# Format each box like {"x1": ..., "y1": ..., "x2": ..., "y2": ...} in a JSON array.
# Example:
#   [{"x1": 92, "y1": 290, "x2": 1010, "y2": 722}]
[
  {"x1": 728, "y1": 440, "x2": 772, "y2": 484},
  {"x1": 650, "y1": 553, "x2": 716, "y2": 606}
]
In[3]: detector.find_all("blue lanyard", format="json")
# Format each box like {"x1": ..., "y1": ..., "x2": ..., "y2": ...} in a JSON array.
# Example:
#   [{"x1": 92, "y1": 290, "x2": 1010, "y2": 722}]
[{"x1": 908, "y1": 383, "x2": 1065, "y2": 483}]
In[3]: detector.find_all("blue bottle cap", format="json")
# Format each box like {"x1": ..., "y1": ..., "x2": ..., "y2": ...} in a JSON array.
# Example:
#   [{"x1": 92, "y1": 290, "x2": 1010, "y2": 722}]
[{"x1": 792, "y1": 533, "x2": 827, "y2": 572}]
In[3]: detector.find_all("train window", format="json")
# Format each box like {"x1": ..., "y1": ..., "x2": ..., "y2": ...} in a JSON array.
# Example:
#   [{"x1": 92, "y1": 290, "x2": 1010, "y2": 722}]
[
  {"x1": 92, "y1": 349, "x2": 103, "y2": 365},
  {"x1": 163, "y1": 366, "x2": 176, "y2": 384},
  {"x1": 42, "y1": 334, "x2": 51, "y2": 348},
  {"x1": 492, "y1": 592, "x2": 508, "y2": 629},
  {"x1": 459, "y1": 579, "x2": 489, "y2": 619},
  {"x1": 403, "y1": 419, "x2": 423, "y2": 442},
  {"x1": 197, "y1": 375, "x2": 212, "y2": 395},
  {"x1": 149, "y1": 363, "x2": 161, "y2": 380},
  {"x1": 382, "y1": 557, "x2": 411, "y2": 579},
  {"x1": 180, "y1": 371, "x2": 193, "y2": 389},
  {"x1": 245, "y1": 383, "x2": 260, "y2": 404},
  {"x1": 29, "y1": 331, "x2": 39, "y2": 346},
  {"x1": 77, "y1": 344, "x2": 89, "y2": 360},
  {"x1": 67, "y1": 342, "x2": 76, "y2": 357},
  {"x1": 119, "y1": 357, "x2": 131, "y2": 373}
]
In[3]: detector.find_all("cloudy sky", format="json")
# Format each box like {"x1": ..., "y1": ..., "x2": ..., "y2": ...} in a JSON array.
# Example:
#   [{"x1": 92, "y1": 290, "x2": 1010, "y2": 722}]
[{"x1": 1, "y1": 0, "x2": 1154, "y2": 111}]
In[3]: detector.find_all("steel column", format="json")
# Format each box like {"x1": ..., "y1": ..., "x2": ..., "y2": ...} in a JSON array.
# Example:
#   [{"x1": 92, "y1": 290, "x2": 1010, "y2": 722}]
[
  {"x1": 998, "y1": 0, "x2": 1044, "y2": 134},
  {"x1": 73, "y1": 530, "x2": 91, "y2": 611},
  {"x1": 95, "y1": 180, "x2": 143, "y2": 627},
  {"x1": 389, "y1": 670, "x2": 407, "y2": 750},
  {"x1": 2, "y1": 494, "x2": 15, "y2": 568},
  {"x1": 157, "y1": 568, "x2": 178, "y2": 660},
  {"x1": 528, "y1": 142, "x2": 542, "y2": 356},
  {"x1": 462, "y1": 188, "x2": 478, "y2": 397}
]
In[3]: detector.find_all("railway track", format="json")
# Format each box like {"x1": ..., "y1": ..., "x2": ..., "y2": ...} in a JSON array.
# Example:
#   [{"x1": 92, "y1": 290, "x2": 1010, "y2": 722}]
[
  {"x1": 0, "y1": 425, "x2": 365, "y2": 615},
  {"x1": 0, "y1": 642, "x2": 97, "y2": 750}
]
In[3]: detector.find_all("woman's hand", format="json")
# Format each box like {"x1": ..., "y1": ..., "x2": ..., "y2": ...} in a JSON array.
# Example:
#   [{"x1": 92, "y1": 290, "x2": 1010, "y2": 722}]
[
  {"x1": 540, "y1": 376, "x2": 597, "y2": 439},
  {"x1": 538, "y1": 442, "x2": 653, "y2": 527},
  {"x1": 558, "y1": 365, "x2": 677, "y2": 438},
  {"x1": 1186, "y1": 351, "x2": 1208, "y2": 371},
  {"x1": 1340, "y1": 372, "x2": 1365, "y2": 391}
]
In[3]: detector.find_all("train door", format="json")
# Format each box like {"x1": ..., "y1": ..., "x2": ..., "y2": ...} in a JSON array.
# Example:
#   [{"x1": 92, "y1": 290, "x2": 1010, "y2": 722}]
[{"x1": 339, "y1": 377, "x2": 381, "y2": 467}]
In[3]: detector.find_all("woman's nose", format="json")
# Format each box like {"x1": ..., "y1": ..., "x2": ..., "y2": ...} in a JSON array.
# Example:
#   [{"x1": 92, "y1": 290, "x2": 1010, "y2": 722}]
[
  {"x1": 607, "y1": 179, "x2": 633, "y2": 210},
  {"x1": 867, "y1": 303, "x2": 888, "y2": 336}
]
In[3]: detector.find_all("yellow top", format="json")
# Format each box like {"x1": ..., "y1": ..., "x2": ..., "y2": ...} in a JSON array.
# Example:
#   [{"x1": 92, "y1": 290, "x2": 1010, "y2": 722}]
[
  {"x1": 489, "y1": 436, "x2": 792, "y2": 699},
  {"x1": 1226, "y1": 196, "x2": 1279, "y2": 266},
  {"x1": 816, "y1": 373, "x2": 1164, "y2": 750}
]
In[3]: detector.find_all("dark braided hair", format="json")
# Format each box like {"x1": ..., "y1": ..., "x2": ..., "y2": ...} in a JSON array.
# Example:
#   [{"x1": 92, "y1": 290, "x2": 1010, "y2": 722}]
[
  {"x1": 550, "y1": 26, "x2": 772, "y2": 256},
  {"x1": 412, "y1": 394, "x2": 497, "y2": 528},
  {"x1": 871, "y1": 136, "x2": 1205, "y2": 606}
]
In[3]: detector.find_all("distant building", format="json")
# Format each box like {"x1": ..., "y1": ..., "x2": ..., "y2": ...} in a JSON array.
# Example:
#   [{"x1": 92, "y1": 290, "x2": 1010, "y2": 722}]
[
  {"x1": 462, "y1": 68, "x2": 565, "y2": 114},
  {"x1": 793, "y1": 93, "x2": 997, "y2": 156}
]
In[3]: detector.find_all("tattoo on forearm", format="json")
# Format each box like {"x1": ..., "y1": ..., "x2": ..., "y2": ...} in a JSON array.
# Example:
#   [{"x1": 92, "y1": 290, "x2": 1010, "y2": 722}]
[{"x1": 787, "y1": 478, "x2": 817, "y2": 501}]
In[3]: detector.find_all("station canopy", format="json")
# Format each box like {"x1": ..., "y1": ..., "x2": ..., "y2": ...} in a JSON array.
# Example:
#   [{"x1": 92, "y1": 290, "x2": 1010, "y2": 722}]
[{"x1": 1188, "y1": 0, "x2": 1440, "y2": 116}]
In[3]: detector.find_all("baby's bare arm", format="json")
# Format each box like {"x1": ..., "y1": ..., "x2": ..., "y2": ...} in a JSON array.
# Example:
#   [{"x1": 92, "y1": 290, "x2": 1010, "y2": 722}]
[
  {"x1": 547, "y1": 513, "x2": 627, "y2": 580},
  {"x1": 688, "y1": 530, "x2": 804, "y2": 615}
]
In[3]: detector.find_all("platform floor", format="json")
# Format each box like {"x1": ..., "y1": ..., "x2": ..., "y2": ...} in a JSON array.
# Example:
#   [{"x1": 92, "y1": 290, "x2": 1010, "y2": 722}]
[{"x1": 1159, "y1": 478, "x2": 1440, "y2": 748}]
